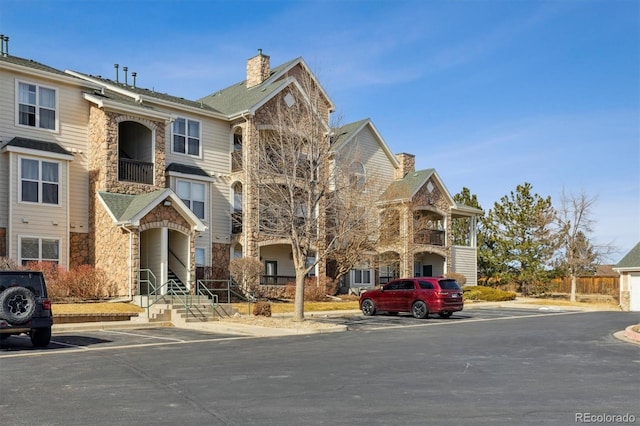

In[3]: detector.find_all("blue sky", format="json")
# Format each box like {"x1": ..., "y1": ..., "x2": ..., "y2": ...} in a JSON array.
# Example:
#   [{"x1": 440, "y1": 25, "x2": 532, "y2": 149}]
[{"x1": 1, "y1": 0, "x2": 638, "y2": 260}]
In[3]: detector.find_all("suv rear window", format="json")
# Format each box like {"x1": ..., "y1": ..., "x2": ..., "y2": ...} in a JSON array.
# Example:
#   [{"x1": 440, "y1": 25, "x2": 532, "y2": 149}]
[
  {"x1": 438, "y1": 279, "x2": 461, "y2": 290},
  {"x1": 0, "y1": 272, "x2": 46, "y2": 297}
]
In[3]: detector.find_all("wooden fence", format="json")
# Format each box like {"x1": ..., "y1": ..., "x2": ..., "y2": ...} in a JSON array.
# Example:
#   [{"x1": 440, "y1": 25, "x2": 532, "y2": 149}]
[{"x1": 550, "y1": 276, "x2": 619, "y2": 295}]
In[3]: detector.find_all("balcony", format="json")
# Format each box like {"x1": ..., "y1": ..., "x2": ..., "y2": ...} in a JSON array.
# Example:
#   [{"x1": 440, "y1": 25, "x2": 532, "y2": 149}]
[
  {"x1": 231, "y1": 150, "x2": 243, "y2": 172},
  {"x1": 231, "y1": 211, "x2": 243, "y2": 234},
  {"x1": 119, "y1": 158, "x2": 153, "y2": 184},
  {"x1": 414, "y1": 230, "x2": 445, "y2": 246},
  {"x1": 260, "y1": 275, "x2": 296, "y2": 285}
]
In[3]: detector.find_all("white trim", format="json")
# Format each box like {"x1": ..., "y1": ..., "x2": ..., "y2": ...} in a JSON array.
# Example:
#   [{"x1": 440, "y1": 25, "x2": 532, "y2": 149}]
[
  {"x1": 170, "y1": 116, "x2": 203, "y2": 159},
  {"x1": 15, "y1": 79, "x2": 59, "y2": 133},
  {"x1": 17, "y1": 156, "x2": 62, "y2": 207}
]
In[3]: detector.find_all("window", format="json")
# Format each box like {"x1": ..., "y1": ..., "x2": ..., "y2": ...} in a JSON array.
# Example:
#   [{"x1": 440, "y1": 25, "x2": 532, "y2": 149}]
[
  {"x1": 177, "y1": 180, "x2": 205, "y2": 219},
  {"x1": 18, "y1": 82, "x2": 56, "y2": 130},
  {"x1": 349, "y1": 161, "x2": 365, "y2": 189},
  {"x1": 20, "y1": 237, "x2": 59, "y2": 265},
  {"x1": 172, "y1": 117, "x2": 200, "y2": 156},
  {"x1": 195, "y1": 248, "x2": 206, "y2": 267},
  {"x1": 20, "y1": 158, "x2": 59, "y2": 205},
  {"x1": 353, "y1": 269, "x2": 372, "y2": 286}
]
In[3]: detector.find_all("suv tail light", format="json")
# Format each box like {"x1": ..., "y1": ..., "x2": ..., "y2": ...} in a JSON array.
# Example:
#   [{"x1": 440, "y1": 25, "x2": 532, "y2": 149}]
[
  {"x1": 42, "y1": 299, "x2": 51, "y2": 310},
  {"x1": 436, "y1": 291, "x2": 448, "y2": 296}
]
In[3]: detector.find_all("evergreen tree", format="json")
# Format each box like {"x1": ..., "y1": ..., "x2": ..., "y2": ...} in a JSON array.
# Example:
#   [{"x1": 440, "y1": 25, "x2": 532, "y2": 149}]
[{"x1": 482, "y1": 183, "x2": 557, "y2": 295}]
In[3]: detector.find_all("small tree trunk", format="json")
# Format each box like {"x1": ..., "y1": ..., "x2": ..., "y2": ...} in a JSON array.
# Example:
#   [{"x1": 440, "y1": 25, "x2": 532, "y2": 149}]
[
  {"x1": 570, "y1": 275, "x2": 577, "y2": 302},
  {"x1": 293, "y1": 271, "x2": 306, "y2": 321}
]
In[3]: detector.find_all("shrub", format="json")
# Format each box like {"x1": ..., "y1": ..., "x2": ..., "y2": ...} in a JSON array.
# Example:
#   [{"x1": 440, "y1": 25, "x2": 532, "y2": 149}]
[
  {"x1": 24, "y1": 262, "x2": 115, "y2": 301},
  {"x1": 253, "y1": 301, "x2": 272, "y2": 317},
  {"x1": 463, "y1": 285, "x2": 516, "y2": 302},
  {"x1": 282, "y1": 277, "x2": 333, "y2": 301},
  {"x1": 0, "y1": 257, "x2": 21, "y2": 270},
  {"x1": 445, "y1": 272, "x2": 467, "y2": 286}
]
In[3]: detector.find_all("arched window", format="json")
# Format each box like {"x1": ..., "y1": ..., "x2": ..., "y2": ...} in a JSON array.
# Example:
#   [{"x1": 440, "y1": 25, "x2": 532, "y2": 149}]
[
  {"x1": 233, "y1": 182, "x2": 243, "y2": 212},
  {"x1": 349, "y1": 161, "x2": 365, "y2": 189}
]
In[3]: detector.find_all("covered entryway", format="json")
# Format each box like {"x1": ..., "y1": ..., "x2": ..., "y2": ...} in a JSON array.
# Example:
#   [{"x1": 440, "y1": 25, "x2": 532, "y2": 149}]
[
  {"x1": 413, "y1": 251, "x2": 445, "y2": 277},
  {"x1": 139, "y1": 228, "x2": 191, "y2": 295}
]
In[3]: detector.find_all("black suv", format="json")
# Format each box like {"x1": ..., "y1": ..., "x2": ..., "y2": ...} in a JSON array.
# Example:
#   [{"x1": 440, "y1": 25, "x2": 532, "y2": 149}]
[{"x1": 0, "y1": 271, "x2": 53, "y2": 347}]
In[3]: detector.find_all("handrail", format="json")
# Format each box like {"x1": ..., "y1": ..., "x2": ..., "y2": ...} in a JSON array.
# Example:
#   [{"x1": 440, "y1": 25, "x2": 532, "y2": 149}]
[
  {"x1": 137, "y1": 269, "x2": 211, "y2": 321},
  {"x1": 197, "y1": 279, "x2": 255, "y2": 315}
]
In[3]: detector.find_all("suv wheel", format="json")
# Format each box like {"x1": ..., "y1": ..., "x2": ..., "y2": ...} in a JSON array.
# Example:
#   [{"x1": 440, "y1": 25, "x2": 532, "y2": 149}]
[
  {"x1": 411, "y1": 300, "x2": 429, "y2": 319},
  {"x1": 361, "y1": 299, "x2": 376, "y2": 316},
  {"x1": 0, "y1": 286, "x2": 36, "y2": 325},
  {"x1": 30, "y1": 327, "x2": 52, "y2": 348}
]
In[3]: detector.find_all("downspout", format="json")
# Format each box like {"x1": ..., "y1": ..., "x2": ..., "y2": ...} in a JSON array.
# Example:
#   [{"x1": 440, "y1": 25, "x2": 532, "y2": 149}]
[{"x1": 119, "y1": 223, "x2": 134, "y2": 301}]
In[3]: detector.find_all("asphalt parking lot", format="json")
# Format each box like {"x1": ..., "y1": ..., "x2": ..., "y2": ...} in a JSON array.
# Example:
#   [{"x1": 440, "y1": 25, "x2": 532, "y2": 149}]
[
  {"x1": 1, "y1": 308, "x2": 638, "y2": 426},
  {"x1": 0, "y1": 306, "x2": 600, "y2": 356}
]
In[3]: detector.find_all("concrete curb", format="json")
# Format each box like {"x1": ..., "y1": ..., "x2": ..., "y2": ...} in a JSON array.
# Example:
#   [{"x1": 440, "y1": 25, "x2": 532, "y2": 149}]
[{"x1": 623, "y1": 325, "x2": 640, "y2": 343}]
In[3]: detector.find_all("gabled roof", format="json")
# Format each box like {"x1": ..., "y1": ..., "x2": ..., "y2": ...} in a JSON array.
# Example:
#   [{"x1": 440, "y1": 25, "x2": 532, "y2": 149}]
[
  {"x1": 330, "y1": 118, "x2": 400, "y2": 168},
  {"x1": 1, "y1": 137, "x2": 74, "y2": 160},
  {"x1": 378, "y1": 168, "x2": 457, "y2": 207},
  {"x1": 98, "y1": 189, "x2": 206, "y2": 232},
  {"x1": 614, "y1": 242, "x2": 640, "y2": 271},
  {"x1": 198, "y1": 57, "x2": 334, "y2": 119}
]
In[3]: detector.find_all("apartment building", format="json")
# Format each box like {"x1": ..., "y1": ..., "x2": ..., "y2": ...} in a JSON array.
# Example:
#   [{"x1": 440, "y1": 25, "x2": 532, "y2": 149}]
[{"x1": 0, "y1": 42, "x2": 480, "y2": 297}]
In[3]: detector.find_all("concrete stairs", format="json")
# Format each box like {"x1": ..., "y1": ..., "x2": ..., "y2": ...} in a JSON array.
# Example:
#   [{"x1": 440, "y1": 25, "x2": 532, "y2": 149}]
[{"x1": 132, "y1": 296, "x2": 236, "y2": 325}]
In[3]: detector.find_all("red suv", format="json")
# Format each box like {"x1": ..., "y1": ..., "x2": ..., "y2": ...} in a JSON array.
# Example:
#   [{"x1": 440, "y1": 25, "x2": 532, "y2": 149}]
[{"x1": 359, "y1": 277, "x2": 464, "y2": 319}]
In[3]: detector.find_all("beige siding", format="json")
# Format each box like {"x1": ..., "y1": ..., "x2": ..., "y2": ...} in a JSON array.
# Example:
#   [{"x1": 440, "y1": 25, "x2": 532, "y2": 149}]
[
  {"x1": 451, "y1": 246, "x2": 477, "y2": 286},
  {"x1": 0, "y1": 68, "x2": 91, "y2": 233},
  {"x1": 7, "y1": 152, "x2": 70, "y2": 266},
  {"x1": 338, "y1": 125, "x2": 396, "y2": 191},
  {"x1": 162, "y1": 110, "x2": 231, "y2": 245}
]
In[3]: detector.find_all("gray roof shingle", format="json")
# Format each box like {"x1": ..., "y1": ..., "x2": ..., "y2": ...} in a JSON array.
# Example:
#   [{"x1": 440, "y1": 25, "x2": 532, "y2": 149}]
[
  {"x1": 616, "y1": 242, "x2": 640, "y2": 269},
  {"x1": 4, "y1": 137, "x2": 72, "y2": 156},
  {"x1": 379, "y1": 169, "x2": 435, "y2": 202},
  {"x1": 166, "y1": 162, "x2": 210, "y2": 177}
]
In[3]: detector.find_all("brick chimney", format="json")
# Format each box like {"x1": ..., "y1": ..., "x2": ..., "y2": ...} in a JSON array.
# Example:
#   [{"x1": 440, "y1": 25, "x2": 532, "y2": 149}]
[
  {"x1": 395, "y1": 153, "x2": 415, "y2": 179},
  {"x1": 247, "y1": 49, "x2": 270, "y2": 88}
]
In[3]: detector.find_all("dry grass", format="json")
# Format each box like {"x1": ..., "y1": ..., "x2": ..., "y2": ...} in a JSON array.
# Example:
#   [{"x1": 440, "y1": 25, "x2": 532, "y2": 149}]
[
  {"x1": 232, "y1": 300, "x2": 360, "y2": 315},
  {"x1": 52, "y1": 302, "x2": 144, "y2": 314}
]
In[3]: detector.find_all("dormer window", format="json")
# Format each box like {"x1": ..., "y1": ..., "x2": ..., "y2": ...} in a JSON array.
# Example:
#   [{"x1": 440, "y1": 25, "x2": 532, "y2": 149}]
[
  {"x1": 172, "y1": 117, "x2": 201, "y2": 157},
  {"x1": 17, "y1": 81, "x2": 57, "y2": 130}
]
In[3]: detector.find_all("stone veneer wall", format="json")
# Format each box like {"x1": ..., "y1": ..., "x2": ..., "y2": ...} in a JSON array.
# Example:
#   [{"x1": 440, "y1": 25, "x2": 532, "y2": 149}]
[
  {"x1": 211, "y1": 242, "x2": 231, "y2": 280},
  {"x1": 0, "y1": 227, "x2": 5, "y2": 257},
  {"x1": 403, "y1": 177, "x2": 452, "y2": 273},
  {"x1": 87, "y1": 106, "x2": 170, "y2": 296},
  {"x1": 69, "y1": 232, "x2": 90, "y2": 268},
  {"x1": 93, "y1": 201, "x2": 134, "y2": 296}
]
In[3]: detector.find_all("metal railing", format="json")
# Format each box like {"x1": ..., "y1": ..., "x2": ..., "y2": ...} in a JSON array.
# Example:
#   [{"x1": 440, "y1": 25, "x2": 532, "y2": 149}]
[
  {"x1": 196, "y1": 279, "x2": 256, "y2": 315},
  {"x1": 137, "y1": 269, "x2": 219, "y2": 321},
  {"x1": 119, "y1": 158, "x2": 153, "y2": 184}
]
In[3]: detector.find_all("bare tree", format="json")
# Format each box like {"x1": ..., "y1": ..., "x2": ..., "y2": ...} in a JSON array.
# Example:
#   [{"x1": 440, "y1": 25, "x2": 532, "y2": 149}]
[
  {"x1": 228, "y1": 257, "x2": 263, "y2": 300},
  {"x1": 249, "y1": 70, "x2": 379, "y2": 321},
  {"x1": 554, "y1": 189, "x2": 616, "y2": 301}
]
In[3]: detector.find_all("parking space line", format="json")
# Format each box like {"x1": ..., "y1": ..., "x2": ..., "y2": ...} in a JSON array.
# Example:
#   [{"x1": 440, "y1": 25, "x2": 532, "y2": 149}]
[
  {"x1": 99, "y1": 329, "x2": 187, "y2": 342},
  {"x1": 0, "y1": 336, "x2": 252, "y2": 359},
  {"x1": 365, "y1": 310, "x2": 584, "y2": 331}
]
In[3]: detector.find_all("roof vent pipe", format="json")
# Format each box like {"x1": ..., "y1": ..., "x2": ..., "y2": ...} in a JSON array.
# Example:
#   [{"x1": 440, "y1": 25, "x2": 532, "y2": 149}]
[
  {"x1": 123, "y1": 66, "x2": 128, "y2": 86},
  {"x1": 114, "y1": 64, "x2": 119, "y2": 82},
  {"x1": 0, "y1": 35, "x2": 4, "y2": 56},
  {"x1": 1, "y1": 36, "x2": 9, "y2": 57},
  {"x1": 131, "y1": 72, "x2": 137, "y2": 88}
]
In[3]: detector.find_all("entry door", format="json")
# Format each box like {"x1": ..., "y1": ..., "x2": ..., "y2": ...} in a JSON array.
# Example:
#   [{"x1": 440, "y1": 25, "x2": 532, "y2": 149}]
[
  {"x1": 630, "y1": 273, "x2": 640, "y2": 312},
  {"x1": 422, "y1": 265, "x2": 433, "y2": 277}
]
